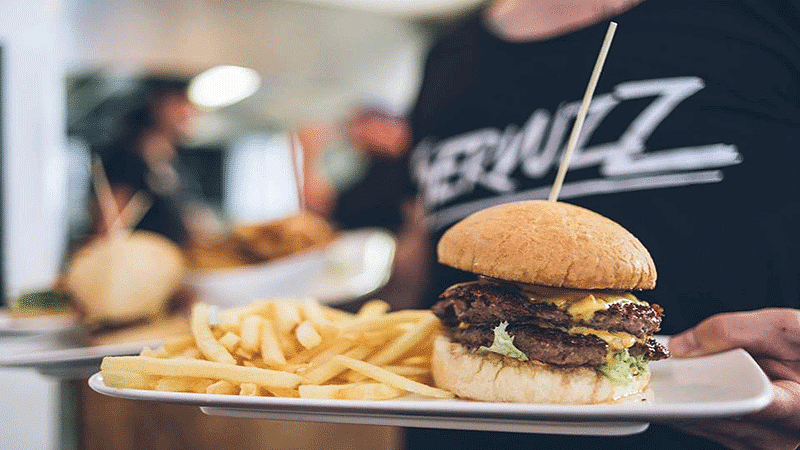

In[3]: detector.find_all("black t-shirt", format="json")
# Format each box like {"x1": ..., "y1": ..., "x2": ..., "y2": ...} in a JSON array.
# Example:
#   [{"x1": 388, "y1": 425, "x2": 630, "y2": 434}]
[
  {"x1": 404, "y1": 1, "x2": 800, "y2": 448},
  {"x1": 409, "y1": 0, "x2": 800, "y2": 329},
  {"x1": 101, "y1": 147, "x2": 195, "y2": 245}
]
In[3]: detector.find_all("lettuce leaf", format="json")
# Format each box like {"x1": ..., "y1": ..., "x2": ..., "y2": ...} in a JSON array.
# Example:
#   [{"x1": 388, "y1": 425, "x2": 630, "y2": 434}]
[
  {"x1": 598, "y1": 349, "x2": 648, "y2": 385},
  {"x1": 477, "y1": 321, "x2": 529, "y2": 361}
]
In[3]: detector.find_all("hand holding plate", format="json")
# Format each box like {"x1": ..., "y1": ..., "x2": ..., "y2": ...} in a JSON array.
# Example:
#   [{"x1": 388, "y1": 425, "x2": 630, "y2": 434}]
[{"x1": 669, "y1": 308, "x2": 800, "y2": 449}]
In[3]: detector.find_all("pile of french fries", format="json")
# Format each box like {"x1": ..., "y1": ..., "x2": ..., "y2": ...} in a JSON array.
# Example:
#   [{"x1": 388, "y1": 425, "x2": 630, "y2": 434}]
[{"x1": 101, "y1": 299, "x2": 454, "y2": 400}]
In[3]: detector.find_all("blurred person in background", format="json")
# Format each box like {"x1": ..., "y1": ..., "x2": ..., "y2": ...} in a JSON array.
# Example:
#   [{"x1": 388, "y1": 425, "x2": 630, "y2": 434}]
[
  {"x1": 324, "y1": 0, "x2": 800, "y2": 448},
  {"x1": 300, "y1": 108, "x2": 430, "y2": 310},
  {"x1": 299, "y1": 108, "x2": 413, "y2": 227},
  {"x1": 94, "y1": 75, "x2": 218, "y2": 246},
  {"x1": 332, "y1": 107, "x2": 413, "y2": 232}
]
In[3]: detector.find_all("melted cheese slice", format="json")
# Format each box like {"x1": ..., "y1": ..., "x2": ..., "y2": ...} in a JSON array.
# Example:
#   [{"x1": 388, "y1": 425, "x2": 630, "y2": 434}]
[
  {"x1": 568, "y1": 326, "x2": 638, "y2": 351},
  {"x1": 514, "y1": 283, "x2": 643, "y2": 321}
]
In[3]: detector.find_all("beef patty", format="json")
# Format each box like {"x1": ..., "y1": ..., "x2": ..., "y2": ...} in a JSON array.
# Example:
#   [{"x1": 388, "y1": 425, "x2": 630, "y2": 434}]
[
  {"x1": 433, "y1": 281, "x2": 663, "y2": 338},
  {"x1": 448, "y1": 325, "x2": 670, "y2": 367}
]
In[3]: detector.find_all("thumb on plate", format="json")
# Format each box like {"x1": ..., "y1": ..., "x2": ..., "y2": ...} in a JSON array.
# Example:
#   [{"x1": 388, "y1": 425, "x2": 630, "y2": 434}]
[
  {"x1": 669, "y1": 312, "x2": 749, "y2": 357},
  {"x1": 669, "y1": 309, "x2": 800, "y2": 359}
]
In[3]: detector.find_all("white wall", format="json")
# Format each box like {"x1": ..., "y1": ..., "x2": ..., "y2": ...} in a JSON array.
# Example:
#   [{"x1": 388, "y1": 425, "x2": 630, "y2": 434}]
[
  {"x1": 225, "y1": 134, "x2": 301, "y2": 224},
  {"x1": 0, "y1": 1, "x2": 69, "y2": 448},
  {"x1": 0, "y1": 0, "x2": 70, "y2": 300}
]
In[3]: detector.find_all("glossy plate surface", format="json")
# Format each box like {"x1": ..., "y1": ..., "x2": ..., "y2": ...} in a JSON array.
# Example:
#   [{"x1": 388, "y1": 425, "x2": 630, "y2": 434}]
[{"x1": 87, "y1": 343, "x2": 773, "y2": 436}]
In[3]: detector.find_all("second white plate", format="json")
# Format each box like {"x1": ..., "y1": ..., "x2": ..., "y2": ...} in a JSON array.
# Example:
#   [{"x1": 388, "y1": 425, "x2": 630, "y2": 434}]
[
  {"x1": 186, "y1": 229, "x2": 396, "y2": 307},
  {"x1": 0, "y1": 333, "x2": 152, "y2": 379},
  {"x1": 0, "y1": 310, "x2": 77, "y2": 336}
]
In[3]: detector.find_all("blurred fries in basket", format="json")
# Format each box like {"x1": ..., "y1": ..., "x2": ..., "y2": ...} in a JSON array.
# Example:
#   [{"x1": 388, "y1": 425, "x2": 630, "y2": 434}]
[
  {"x1": 187, "y1": 212, "x2": 336, "y2": 270},
  {"x1": 101, "y1": 298, "x2": 454, "y2": 400}
]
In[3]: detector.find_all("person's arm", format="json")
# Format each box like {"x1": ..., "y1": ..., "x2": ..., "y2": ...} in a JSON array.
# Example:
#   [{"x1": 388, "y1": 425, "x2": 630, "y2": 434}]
[{"x1": 668, "y1": 308, "x2": 800, "y2": 450}]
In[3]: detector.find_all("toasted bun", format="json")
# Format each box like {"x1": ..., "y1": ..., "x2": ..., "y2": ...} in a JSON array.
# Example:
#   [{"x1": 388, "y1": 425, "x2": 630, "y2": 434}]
[
  {"x1": 437, "y1": 200, "x2": 655, "y2": 290},
  {"x1": 432, "y1": 336, "x2": 650, "y2": 404},
  {"x1": 65, "y1": 231, "x2": 185, "y2": 325}
]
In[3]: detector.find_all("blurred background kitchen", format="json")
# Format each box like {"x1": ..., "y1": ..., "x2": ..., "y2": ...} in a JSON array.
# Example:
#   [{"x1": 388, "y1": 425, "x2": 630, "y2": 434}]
[{"x1": 0, "y1": 1, "x2": 484, "y2": 448}]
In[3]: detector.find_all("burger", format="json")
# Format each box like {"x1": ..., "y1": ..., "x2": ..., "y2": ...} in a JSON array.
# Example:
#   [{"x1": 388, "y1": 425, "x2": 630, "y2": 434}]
[
  {"x1": 431, "y1": 200, "x2": 669, "y2": 404},
  {"x1": 64, "y1": 230, "x2": 189, "y2": 345}
]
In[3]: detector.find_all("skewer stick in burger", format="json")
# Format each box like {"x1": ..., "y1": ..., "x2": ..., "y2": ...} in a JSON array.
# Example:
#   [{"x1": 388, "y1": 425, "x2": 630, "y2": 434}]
[{"x1": 431, "y1": 200, "x2": 669, "y2": 404}]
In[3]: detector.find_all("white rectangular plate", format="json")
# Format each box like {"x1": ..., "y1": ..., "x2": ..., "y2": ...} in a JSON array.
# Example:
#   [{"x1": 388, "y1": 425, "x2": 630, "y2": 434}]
[{"x1": 87, "y1": 345, "x2": 773, "y2": 436}]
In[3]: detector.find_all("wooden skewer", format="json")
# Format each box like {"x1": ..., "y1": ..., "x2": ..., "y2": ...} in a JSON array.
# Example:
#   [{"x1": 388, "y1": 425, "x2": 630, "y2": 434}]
[
  {"x1": 548, "y1": 21, "x2": 618, "y2": 202},
  {"x1": 113, "y1": 190, "x2": 153, "y2": 232},
  {"x1": 289, "y1": 132, "x2": 306, "y2": 211},
  {"x1": 92, "y1": 155, "x2": 121, "y2": 232}
]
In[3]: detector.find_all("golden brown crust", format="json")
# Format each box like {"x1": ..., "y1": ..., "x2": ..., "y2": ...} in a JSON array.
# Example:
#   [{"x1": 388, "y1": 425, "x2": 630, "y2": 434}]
[{"x1": 437, "y1": 200, "x2": 656, "y2": 290}]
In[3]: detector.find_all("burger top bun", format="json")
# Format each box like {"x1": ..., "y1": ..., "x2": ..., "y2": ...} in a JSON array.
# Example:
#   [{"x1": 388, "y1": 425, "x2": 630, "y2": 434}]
[
  {"x1": 437, "y1": 200, "x2": 656, "y2": 290},
  {"x1": 65, "y1": 230, "x2": 185, "y2": 325}
]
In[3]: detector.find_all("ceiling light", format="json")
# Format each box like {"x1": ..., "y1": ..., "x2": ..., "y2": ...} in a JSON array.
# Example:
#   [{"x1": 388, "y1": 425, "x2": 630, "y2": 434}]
[{"x1": 188, "y1": 65, "x2": 261, "y2": 109}]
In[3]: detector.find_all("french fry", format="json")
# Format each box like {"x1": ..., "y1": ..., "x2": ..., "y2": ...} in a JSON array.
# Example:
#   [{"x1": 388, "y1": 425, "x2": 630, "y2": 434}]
[
  {"x1": 240, "y1": 315, "x2": 262, "y2": 353},
  {"x1": 218, "y1": 332, "x2": 240, "y2": 353},
  {"x1": 303, "y1": 343, "x2": 378, "y2": 385},
  {"x1": 216, "y1": 308, "x2": 244, "y2": 333},
  {"x1": 300, "y1": 298, "x2": 326, "y2": 323},
  {"x1": 162, "y1": 335, "x2": 194, "y2": 355},
  {"x1": 140, "y1": 346, "x2": 167, "y2": 358},
  {"x1": 343, "y1": 366, "x2": 431, "y2": 383},
  {"x1": 245, "y1": 299, "x2": 273, "y2": 317},
  {"x1": 288, "y1": 338, "x2": 334, "y2": 365},
  {"x1": 102, "y1": 356, "x2": 303, "y2": 388},
  {"x1": 235, "y1": 347, "x2": 255, "y2": 360},
  {"x1": 357, "y1": 299, "x2": 391, "y2": 318},
  {"x1": 155, "y1": 377, "x2": 213, "y2": 393},
  {"x1": 153, "y1": 377, "x2": 185, "y2": 392},
  {"x1": 298, "y1": 382, "x2": 402, "y2": 400},
  {"x1": 239, "y1": 383, "x2": 260, "y2": 396},
  {"x1": 303, "y1": 336, "x2": 354, "y2": 365},
  {"x1": 339, "y1": 383, "x2": 403, "y2": 400},
  {"x1": 273, "y1": 300, "x2": 301, "y2": 332},
  {"x1": 274, "y1": 300, "x2": 302, "y2": 356},
  {"x1": 206, "y1": 380, "x2": 239, "y2": 395},
  {"x1": 301, "y1": 298, "x2": 338, "y2": 338},
  {"x1": 298, "y1": 384, "x2": 352, "y2": 399},
  {"x1": 322, "y1": 305, "x2": 356, "y2": 322},
  {"x1": 265, "y1": 387, "x2": 300, "y2": 398},
  {"x1": 192, "y1": 379, "x2": 215, "y2": 393},
  {"x1": 190, "y1": 303, "x2": 237, "y2": 365},
  {"x1": 384, "y1": 365, "x2": 430, "y2": 377},
  {"x1": 211, "y1": 327, "x2": 225, "y2": 340},
  {"x1": 340, "y1": 311, "x2": 430, "y2": 333},
  {"x1": 357, "y1": 328, "x2": 404, "y2": 343},
  {"x1": 399, "y1": 356, "x2": 428, "y2": 366},
  {"x1": 331, "y1": 356, "x2": 454, "y2": 399},
  {"x1": 259, "y1": 318, "x2": 286, "y2": 366},
  {"x1": 103, "y1": 370, "x2": 156, "y2": 390},
  {"x1": 176, "y1": 347, "x2": 202, "y2": 359},
  {"x1": 368, "y1": 314, "x2": 439, "y2": 366},
  {"x1": 296, "y1": 320, "x2": 322, "y2": 349}
]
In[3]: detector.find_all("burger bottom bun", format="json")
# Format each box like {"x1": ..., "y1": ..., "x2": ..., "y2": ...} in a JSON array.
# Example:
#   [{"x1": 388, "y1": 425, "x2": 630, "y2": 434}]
[{"x1": 432, "y1": 335, "x2": 651, "y2": 404}]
